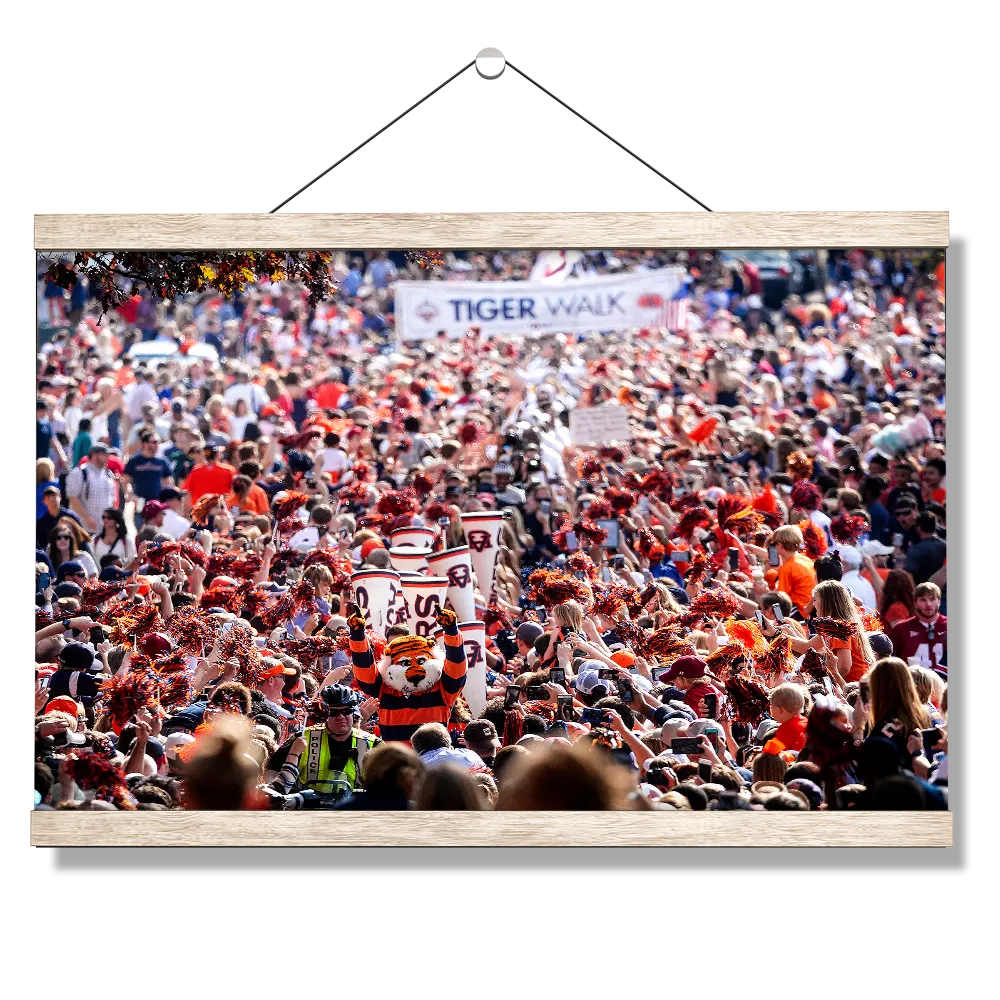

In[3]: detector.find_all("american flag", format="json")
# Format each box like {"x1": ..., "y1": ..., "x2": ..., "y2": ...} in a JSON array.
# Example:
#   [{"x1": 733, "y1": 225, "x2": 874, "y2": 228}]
[{"x1": 665, "y1": 287, "x2": 689, "y2": 333}]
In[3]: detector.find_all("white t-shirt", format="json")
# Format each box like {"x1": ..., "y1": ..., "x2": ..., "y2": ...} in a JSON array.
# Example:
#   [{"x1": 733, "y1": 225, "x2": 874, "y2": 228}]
[
  {"x1": 64, "y1": 405, "x2": 83, "y2": 442},
  {"x1": 810, "y1": 508, "x2": 833, "y2": 546},
  {"x1": 93, "y1": 534, "x2": 137, "y2": 565},
  {"x1": 162, "y1": 508, "x2": 191, "y2": 540},
  {"x1": 73, "y1": 550, "x2": 99, "y2": 578},
  {"x1": 125, "y1": 382, "x2": 159, "y2": 422},
  {"x1": 842, "y1": 569, "x2": 877, "y2": 610},
  {"x1": 223, "y1": 382, "x2": 268, "y2": 415},
  {"x1": 420, "y1": 746, "x2": 485, "y2": 771},
  {"x1": 320, "y1": 448, "x2": 350, "y2": 476},
  {"x1": 229, "y1": 413, "x2": 254, "y2": 441}
]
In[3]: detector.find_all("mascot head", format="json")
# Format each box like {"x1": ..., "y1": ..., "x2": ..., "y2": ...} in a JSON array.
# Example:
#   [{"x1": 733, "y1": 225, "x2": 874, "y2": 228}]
[{"x1": 379, "y1": 633, "x2": 444, "y2": 697}]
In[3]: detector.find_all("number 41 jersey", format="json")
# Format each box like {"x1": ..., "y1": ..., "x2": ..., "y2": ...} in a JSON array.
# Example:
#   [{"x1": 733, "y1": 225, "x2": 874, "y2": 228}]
[{"x1": 887, "y1": 615, "x2": 947, "y2": 678}]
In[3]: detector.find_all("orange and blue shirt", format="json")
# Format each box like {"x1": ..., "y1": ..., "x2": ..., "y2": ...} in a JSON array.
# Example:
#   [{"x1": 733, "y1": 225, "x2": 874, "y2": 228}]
[{"x1": 350, "y1": 622, "x2": 467, "y2": 742}]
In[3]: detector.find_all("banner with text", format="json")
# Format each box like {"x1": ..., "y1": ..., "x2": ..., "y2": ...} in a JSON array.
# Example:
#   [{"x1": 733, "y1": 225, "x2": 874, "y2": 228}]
[
  {"x1": 394, "y1": 268, "x2": 685, "y2": 340},
  {"x1": 569, "y1": 404, "x2": 631, "y2": 445}
]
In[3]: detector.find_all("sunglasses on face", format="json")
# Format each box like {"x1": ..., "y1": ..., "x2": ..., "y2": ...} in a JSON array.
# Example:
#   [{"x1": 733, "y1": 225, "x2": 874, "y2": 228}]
[
  {"x1": 327, "y1": 707, "x2": 354, "y2": 718},
  {"x1": 55, "y1": 536, "x2": 71, "y2": 541}
]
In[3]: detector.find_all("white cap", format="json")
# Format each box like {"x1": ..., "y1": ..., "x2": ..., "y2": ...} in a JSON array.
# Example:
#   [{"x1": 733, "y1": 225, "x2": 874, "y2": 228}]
[
  {"x1": 164, "y1": 732, "x2": 195, "y2": 760},
  {"x1": 839, "y1": 545, "x2": 862, "y2": 570},
  {"x1": 861, "y1": 539, "x2": 894, "y2": 557}
]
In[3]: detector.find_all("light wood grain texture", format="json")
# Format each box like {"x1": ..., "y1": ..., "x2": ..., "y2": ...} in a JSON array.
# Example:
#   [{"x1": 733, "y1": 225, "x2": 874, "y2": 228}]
[
  {"x1": 31, "y1": 810, "x2": 951, "y2": 847},
  {"x1": 34, "y1": 212, "x2": 948, "y2": 250}
]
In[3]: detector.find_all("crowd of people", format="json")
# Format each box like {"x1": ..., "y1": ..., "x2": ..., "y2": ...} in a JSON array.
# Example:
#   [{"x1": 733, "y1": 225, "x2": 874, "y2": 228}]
[{"x1": 33, "y1": 247, "x2": 948, "y2": 813}]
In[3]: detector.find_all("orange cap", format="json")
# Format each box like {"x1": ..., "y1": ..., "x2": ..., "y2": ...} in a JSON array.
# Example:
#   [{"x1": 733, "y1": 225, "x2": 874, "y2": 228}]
[
  {"x1": 44, "y1": 696, "x2": 81, "y2": 717},
  {"x1": 360, "y1": 539, "x2": 385, "y2": 560},
  {"x1": 610, "y1": 650, "x2": 636, "y2": 668}
]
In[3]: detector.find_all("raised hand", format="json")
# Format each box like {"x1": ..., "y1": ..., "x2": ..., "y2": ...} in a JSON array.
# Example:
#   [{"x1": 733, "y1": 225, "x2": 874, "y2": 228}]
[
  {"x1": 346, "y1": 602, "x2": 367, "y2": 632},
  {"x1": 434, "y1": 606, "x2": 458, "y2": 629}
]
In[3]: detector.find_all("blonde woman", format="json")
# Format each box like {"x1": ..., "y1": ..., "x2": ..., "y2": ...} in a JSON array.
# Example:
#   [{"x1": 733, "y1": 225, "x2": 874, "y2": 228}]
[
  {"x1": 759, "y1": 373, "x2": 784, "y2": 413},
  {"x1": 784, "y1": 580, "x2": 875, "y2": 687},
  {"x1": 36, "y1": 458, "x2": 58, "y2": 519},
  {"x1": 443, "y1": 511, "x2": 465, "y2": 550},
  {"x1": 205, "y1": 394, "x2": 232, "y2": 437},
  {"x1": 552, "y1": 599, "x2": 585, "y2": 637},
  {"x1": 496, "y1": 549, "x2": 522, "y2": 603},
  {"x1": 910, "y1": 666, "x2": 945, "y2": 726}
]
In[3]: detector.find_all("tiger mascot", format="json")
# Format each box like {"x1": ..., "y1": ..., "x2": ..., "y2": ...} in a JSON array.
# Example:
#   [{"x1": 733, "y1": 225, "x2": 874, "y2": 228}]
[{"x1": 347, "y1": 603, "x2": 467, "y2": 743}]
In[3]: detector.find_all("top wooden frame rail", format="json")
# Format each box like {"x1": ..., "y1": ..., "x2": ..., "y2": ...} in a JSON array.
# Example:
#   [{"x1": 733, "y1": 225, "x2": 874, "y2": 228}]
[{"x1": 34, "y1": 212, "x2": 948, "y2": 251}]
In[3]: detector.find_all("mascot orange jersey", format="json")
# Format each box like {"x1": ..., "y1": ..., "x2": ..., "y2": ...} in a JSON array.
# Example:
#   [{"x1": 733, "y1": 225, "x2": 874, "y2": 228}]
[{"x1": 348, "y1": 606, "x2": 467, "y2": 742}]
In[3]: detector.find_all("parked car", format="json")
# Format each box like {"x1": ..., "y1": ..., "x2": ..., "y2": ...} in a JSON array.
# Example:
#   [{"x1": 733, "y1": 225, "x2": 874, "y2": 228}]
[
  {"x1": 720, "y1": 250, "x2": 804, "y2": 309},
  {"x1": 126, "y1": 340, "x2": 219, "y2": 365}
]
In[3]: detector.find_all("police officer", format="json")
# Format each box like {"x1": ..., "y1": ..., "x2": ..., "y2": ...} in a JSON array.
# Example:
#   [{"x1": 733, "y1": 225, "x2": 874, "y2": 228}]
[{"x1": 267, "y1": 684, "x2": 381, "y2": 805}]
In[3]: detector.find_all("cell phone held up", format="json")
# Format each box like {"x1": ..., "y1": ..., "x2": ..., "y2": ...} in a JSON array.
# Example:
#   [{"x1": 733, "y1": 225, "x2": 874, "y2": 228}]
[
  {"x1": 698, "y1": 758, "x2": 713, "y2": 783},
  {"x1": 702, "y1": 692, "x2": 718, "y2": 719},
  {"x1": 616, "y1": 675, "x2": 634, "y2": 704},
  {"x1": 524, "y1": 685, "x2": 547, "y2": 701},
  {"x1": 557, "y1": 694, "x2": 575, "y2": 721},
  {"x1": 921, "y1": 727, "x2": 943, "y2": 756},
  {"x1": 548, "y1": 666, "x2": 566, "y2": 687},
  {"x1": 768, "y1": 545, "x2": 780, "y2": 567},
  {"x1": 581, "y1": 707, "x2": 610, "y2": 727},
  {"x1": 504, "y1": 686, "x2": 521, "y2": 710},
  {"x1": 670, "y1": 736, "x2": 705, "y2": 756},
  {"x1": 728, "y1": 547, "x2": 739, "y2": 571}
]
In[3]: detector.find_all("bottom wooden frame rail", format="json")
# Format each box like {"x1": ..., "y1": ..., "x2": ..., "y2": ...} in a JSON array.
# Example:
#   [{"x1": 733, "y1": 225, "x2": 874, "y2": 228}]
[{"x1": 31, "y1": 809, "x2": 951, "y2": 847}]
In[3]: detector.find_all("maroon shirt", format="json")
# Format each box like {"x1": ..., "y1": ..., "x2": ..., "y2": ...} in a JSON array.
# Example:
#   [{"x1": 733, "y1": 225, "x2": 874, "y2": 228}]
[{"x1": 887, "y1": 615, "x2": 947, "y2": 677}]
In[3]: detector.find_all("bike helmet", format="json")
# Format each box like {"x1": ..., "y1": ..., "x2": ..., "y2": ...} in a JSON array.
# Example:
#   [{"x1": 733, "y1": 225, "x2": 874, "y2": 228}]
[{"x1": 319, "y1": 684, "x2": 358, "y2": 710}]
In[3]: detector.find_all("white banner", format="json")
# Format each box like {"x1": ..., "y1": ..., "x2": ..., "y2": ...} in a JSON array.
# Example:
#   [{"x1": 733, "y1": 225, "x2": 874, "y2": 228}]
[
  {"x1": 398, "y1": 576, "x2": 449, "y2": 637},
  {"x1": 569, "y1": 404, "x2": 631, "y2": 445},
  {"x1": 458, "y1": 620, "x2": 487, "y2": 719},
  {"x1": 426, "y1": 545, "x2": 476, "y2": 622},
  {"x1": 395, "y1": 268, "x2": 685, "y2": 341},
  {"x1": 350, "y1": 569, "x2": 401, "y2": 637},
  {"x1": 460, "y1": 511, "x2": 504, "y2": 604},
  {"x1": 530, "y1": 250, "x2": 586, "y2": 282}
]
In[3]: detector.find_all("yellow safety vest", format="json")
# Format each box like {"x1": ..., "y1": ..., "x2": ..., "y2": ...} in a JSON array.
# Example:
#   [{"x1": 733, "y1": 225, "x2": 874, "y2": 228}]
[{"x1": 297, "y1": 726, "x2": 375, "y2": 801}]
